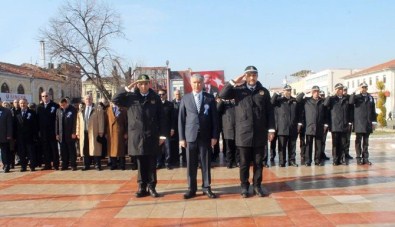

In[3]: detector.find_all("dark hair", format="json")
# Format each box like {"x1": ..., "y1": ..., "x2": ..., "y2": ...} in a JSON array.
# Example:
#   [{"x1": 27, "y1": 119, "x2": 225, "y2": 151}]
[
  {"x1": 158, "y1": 88, "x2": 167, "y2": 94},
  {"x1": 60, "y1": 98, "x2": 69, "y2": 104}
]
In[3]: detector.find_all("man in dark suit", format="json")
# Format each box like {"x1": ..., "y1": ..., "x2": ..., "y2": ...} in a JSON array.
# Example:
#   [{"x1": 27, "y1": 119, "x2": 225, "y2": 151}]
[
  {"x1": 0, "y1": 98, "x2": 13, "y2": 173},
  {"x1": 37, "y1": 91, "x2": 60, "y2": 170},
  {"x1": 179, "y1": 73, "x2": 219, "y2": 199},
  {"x1": 324, "y1": 83, "x2": 352, "y2": 166},
  {"x1": 343, "y1": 86, "x2": 354, "y2": 160},
  {"x1": 14, "y1": 99, "x2": 38, "y2": 172},
  {"x1": 156, "y1": 89, "x2": 174, "y2": 169},
  {"x1": 203, "y1": 74, "x2": 219, "y2": 95},
  {"x1": 271, "y1": 85, "x2": 300, "y2": 167},
  {"x1": 349, "y1": 82, "x2": 377, "y2": 165},
  {"x1": 56, "y1": 98, "x2": 78, "y2": 171},
  {"x1": 297, "y1": 86, "x2": 329, "y2": 166},
  {"x1": 113, "y1": 74, "x2": 166, "y2": 198},
  {"x1": 217, "y1": 98, "x2": 237, "y2": 168},
  {"x1": 171, "y1": 90, "x2": 185, "y2": 166},
  {"x1": 219, "y1": 66, "x2": 275, "y2": 198}
]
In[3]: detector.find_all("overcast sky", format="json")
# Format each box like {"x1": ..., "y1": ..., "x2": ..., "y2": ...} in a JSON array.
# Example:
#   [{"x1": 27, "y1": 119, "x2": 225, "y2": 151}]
[{"x1": 1, "y1": 0, "x2": 394, "y2": 87}]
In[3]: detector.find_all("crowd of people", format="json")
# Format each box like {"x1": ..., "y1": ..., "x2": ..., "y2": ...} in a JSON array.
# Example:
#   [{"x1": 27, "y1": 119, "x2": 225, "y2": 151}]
[{"x1": 0, "y1": 66, "x2": 377, "y2": 199}]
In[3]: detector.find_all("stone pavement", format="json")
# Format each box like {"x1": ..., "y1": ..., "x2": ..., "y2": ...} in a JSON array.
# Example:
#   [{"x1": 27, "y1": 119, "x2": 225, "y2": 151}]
[{"x1": 0, "y1": 134, "x2": 395, "y2": 226}]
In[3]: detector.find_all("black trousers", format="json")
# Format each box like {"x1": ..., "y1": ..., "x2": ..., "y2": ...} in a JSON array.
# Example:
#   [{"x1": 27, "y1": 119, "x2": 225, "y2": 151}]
[
  {"x1": 305, "y1": 135, "x2": 323, "y2": 164},
  {"x1": 299, "y1": 132, "x2": 306, "y2": 164},
  {"x1": 0, "y1": 142, "x2": 11, "y2": 168},
  {"x1": 277, "y1": 135, "x2": 297, "y2": 165},
  {"x1": 321, "y1": 130, "x2": 329, "y2": 159},
  {"x1": 60, "y1": 140, "x2": 77, "y2": 168},
  {"x1": 331, "y1": 132, "x2": 347, "y2": 164},
  {"x1": 136, "y1": 155, "x2": 157, "y2": 188},
  {"x1": 270, "y1": 135, "x2": 277, "y2": 160},
  {"x1": 17, "y1": 140, "x2": 36, "y2": 170},
  {"x1": 225, "y1": 139, "x2": 237, "y2": 164},
  {"x1": 41, "y1": 137, "x2": 59, "y2": 168},
  {"x1": 355, "y1": 133, "x2": 370, "y2": 161},
  {"x1": 110, "y1": 157, "x2": 126, "y2": 169},
  {"x1": 344, "y1": 129, "x2": 352, "y2": 157},
  {"x1": 238, "y1": 146, "x2": 264, "y2": 189},
  {"x1": 186, "y1": 136, "x2": 212, "y2": 192}
]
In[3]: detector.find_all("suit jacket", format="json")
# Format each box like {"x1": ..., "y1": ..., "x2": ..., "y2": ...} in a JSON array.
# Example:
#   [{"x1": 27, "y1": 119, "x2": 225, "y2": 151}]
[
  {"x1": 161, "y1": 100, "x2": 174, "y2": 137},
  {"x1": 296, "y1": 93, "x2": 328, "y2": 137},
  {"x1": 56, "y1": 105, "x2": 77, "y2": 143},
  {"x1": 349, "y1": 93, "x2": 377, "y2": 133},
  {"x1": 171, "y1": 99, "x2": 181, "y2": 139},
  {"x1": 14, "y1": 108, "x2": 38, "y2": 143},
  {"x1": 76, "y1": 104, "x2": 104, "y2": 156},
  {"x1": 271, "y1": 94, "x2": 300, "y2": 137},
  {"x1": 112, "y1": 88, "x2": 166, "y2": 156},
  {"x1": 324, "y1": 95, "x2": 352, "y2": 132},
  {"x1": 105, "y1": 106, "x2": 127, "y2": 157},
  {"x1": 37, "y1": 100, "x2": 59, "y2": 140},
  {"x1": 219, "y1": 81, "x2": 274, "y2": 147},
  {"x1": 0, "y1": 107, "x2": 13, "y2": 143},
  {"x1": 217, "y1": 99, "x2": 235, "y2": 140},
  {"x1": 178, "y1": 92, "x2": 219, "y2": 144},
  {"x1": 204, "y1": 85, "x2": 219, "y2": 95}
]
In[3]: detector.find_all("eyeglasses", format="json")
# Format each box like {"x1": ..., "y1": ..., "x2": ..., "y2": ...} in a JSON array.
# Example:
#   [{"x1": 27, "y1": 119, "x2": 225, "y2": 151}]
[{"x1": 42, "y1": 95, "x2": 48, "y2": 97}]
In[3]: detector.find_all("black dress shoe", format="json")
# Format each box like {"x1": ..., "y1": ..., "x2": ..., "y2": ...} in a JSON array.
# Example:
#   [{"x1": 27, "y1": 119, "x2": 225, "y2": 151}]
[
  {"x1": 4, "y1": 168, "x2": 10, "y2": 173},
  {"x1": 71, "y1": 167, "x2": 78, "y2": 171},
  {"x1": 135, "y1": 189, "x2": 149, "y2": 198},
  {"x1": 203, "y1": 189, "x2": 216, "y2": 199},
  {"x1": 323, "y1": 156, "x2": 330, "y2": 161},
  {"x1": 363, "y1": 160, "x2": 372, "y2": 165},
  {"x1": 289, "y1": 162, "x2": 298, "y2": 167},
  {"x1": 20, "y1": 168, "x2": 27, "y2": 172},
  {"x1": 305, "y1": 163, "x2": 311, "y2": 167},
  {"x1": 279, "y1": 164, "x2": 286, "y2": 167},
  {"x1": 241, "y1": 188, "x2": 249, "y2": 198},
  {"x1": 253, "y1": 187, "x2": 267, "y2": 197},
  {"x1": 357, "y1": 161, "x2": 364, "y2": 165},
  {"x1": 30, "y1": 168, "x2": 36, "y2": 172},
  {"x1": 263, "y1": 163, "x2": 270, "y2": 168},
  {"x1": 165, "y1": 165, "x2": 172, "y2": 170},
  {"x1": 226, "y1": 164, "x2": 233, "y2": 169},
  {"x1": 54, "y1": 167, "x2": 59, "y2": 170},
  {"x1": 41, "y1": 167, "x2": 51, "y2": 171},
  {"x1": 148, "y1": 187, "x2": 160, "y2": 198},
  {"x1": 183, "y1": 191, "x2": 196, "y2": 199},
  {"x1": 319, "y1": 162, "x2": 325, "y2": 166},
  {"x1": 110, "y1": 166, "x2": 117, "y2": 170},
  {"x1": 81, "y1": 167, "x2": 90, "y2": 171},
  {"x1": 346, "y1": 155, "x2": 354, "y2": 159},
  {"x1": 333, "y1": 162, "x2": 339, "y2": 166}
]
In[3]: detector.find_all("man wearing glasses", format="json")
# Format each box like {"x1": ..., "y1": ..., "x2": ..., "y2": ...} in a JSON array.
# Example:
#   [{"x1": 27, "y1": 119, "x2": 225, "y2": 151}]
[{"x1": 37, "y1": 91, "x2": 60, "y2": 170}]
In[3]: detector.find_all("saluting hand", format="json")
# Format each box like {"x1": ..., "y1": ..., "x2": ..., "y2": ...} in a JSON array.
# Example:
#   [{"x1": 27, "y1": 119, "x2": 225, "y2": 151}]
[
  {"x1": 126, "y1": 81, "x2": 139, "y2": 91},
  {"x1": 233, "y1": 74, "x2": 246, "y2": 86}
]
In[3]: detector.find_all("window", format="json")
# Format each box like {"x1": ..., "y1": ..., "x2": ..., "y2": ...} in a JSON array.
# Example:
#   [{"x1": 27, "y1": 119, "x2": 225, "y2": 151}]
[
  {"x1": 17, "y1": 84, "x2": 25, "y2": 94},
  {"x1": 96, "y1": 91, "x2": 101, "y2": 100},
  {"x1": 357, "y1": 79, "x2": 360, "y2": 87},
  {"x1": 383, "y1": 75, "x2": 386, "y2": 83},
  {"x1": 369, "y1": 77, "x2": 372, "y2": 86},
  {"x1": 49, "y1": 88, "x2": 54, "y2": 100},
  {"x1": 61, "y1": 89, "x2": 65, "y2": 98},
  {"x1": 38, "y1": 87, "x2": 44, "y2": 100},
  {"x1": 1, "y1": 83, "x2": 10, "y2": 93},
  {"x1": 347, "y1": 81, "x2": 350, "y2": 88},
  {"x1": 376, "y1": 76, "x2": 379, "y2": 83},
  {"x1": 352, "y1": 81, "x2": 354, "y2": 88}
]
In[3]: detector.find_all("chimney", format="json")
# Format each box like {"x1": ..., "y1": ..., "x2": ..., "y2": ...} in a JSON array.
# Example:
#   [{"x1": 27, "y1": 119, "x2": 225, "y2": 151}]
[{"x1": 40, "y1": 40, "x2": 46, "y2": 68}]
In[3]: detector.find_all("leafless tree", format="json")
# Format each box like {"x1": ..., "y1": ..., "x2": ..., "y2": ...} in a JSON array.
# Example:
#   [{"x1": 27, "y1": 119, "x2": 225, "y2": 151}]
[{"x1": 40, "y1": 0, "x2": 124, "y2": 100}]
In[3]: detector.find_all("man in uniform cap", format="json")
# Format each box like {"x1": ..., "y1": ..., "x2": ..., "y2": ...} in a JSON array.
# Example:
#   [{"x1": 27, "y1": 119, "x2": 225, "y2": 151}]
[
  {"x1": 349, "y1": 82, "x2": 376, "y2": 165},
  {"x1": 324, "y1": 83, "x2": 352, "y2": 165},
  {"x1": 219, "y1": 66, "x2": 275, "y2": 198},
  {"x1": 271, "y1": 85, "x2": 300, "y2": 167},
  {"x1": 297, "y1": 85, "x2": 329, "y2": 166},
  {"x1": 342, "y1": 86, "x2": 353, "y2": 160},
  {"x1": 112, "y1": 74, "x2": 166, "y2": 198}
]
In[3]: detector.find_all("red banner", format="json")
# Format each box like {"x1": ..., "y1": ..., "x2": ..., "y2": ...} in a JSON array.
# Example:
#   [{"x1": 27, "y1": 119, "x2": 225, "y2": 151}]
[{"x1": 183, "y1": 70, "x2": 225, "y2": 96}]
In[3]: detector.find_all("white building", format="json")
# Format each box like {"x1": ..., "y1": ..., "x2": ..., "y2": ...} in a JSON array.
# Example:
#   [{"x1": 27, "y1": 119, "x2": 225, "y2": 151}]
[
  {"x1": 304, "y1": 69, "x2": 357, "y2": 96},
  {"x1": 342, "y1": 59, "x2": 395, "y2": 114}
]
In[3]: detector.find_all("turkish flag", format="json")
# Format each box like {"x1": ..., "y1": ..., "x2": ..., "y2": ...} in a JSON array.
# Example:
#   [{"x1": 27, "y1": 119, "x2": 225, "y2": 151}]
[{"x1": 183, "y1": 70, "x2": 225, "y2": 95}]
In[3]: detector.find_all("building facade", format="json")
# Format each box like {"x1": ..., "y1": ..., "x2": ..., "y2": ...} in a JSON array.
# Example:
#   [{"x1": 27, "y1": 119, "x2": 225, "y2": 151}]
[
  {"x1": 81, "y1": 77, "x2": 125, "y2": 103},
  {"x1": 342, "y1": 59, "x2": 395, "y2": 114},
  {"x1": 304, "y1": 69, "x2": 356, "y2": 96},
  {"x1": 0, "y1": 62, "x2": 81, "y2": 104}
]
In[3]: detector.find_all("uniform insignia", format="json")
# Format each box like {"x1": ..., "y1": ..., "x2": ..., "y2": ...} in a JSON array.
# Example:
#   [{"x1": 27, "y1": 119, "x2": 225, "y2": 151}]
[
  {"x1": 259, "y1": 90, "x2": 265, "y2": 96},
  {"x1": 151, "y1": 100, "x2": 156, "y2": 104}
]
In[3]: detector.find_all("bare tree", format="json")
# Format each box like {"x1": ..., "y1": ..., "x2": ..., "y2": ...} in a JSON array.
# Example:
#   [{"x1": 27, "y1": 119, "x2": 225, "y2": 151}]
[{"x1": 40, "y1": 0, "x2": 124, "y2": 100}]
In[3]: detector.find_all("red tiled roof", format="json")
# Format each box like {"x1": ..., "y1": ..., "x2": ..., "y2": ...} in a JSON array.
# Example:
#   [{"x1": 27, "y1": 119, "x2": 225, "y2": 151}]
[
  {"x1": 343, "y1": 59, "x2": 395, "y2": 79},
  {"x1": 0, "y1": 62, "x2": 64, "y2": 82}
]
